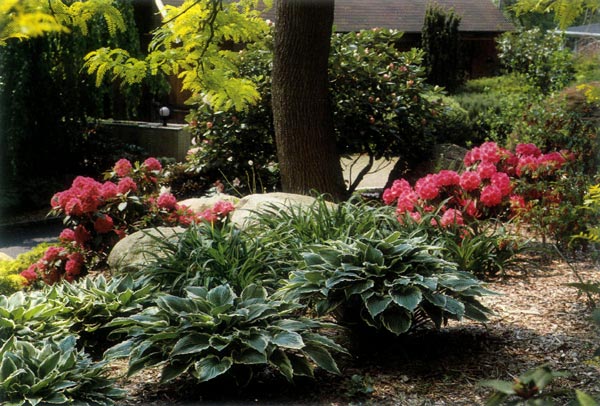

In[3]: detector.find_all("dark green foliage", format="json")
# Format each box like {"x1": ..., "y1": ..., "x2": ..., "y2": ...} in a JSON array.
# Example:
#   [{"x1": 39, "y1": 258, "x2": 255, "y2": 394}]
[
  {"x1": 421, "y1": 3, "x2": 464, "y2": 92},
  {"x1": 0, "y1": 335, "x2": 124, "y2": 406},
  {"x1": 280, "y1": 232, "x2": 494, "y2": 335},
  {"x1": 135, "y1": 221, "x2": 282, "y2": 295},
  {"x1": 0, "y1": 0, "x2": 150, "y2": 215},
  {"x1": 105, "y1": 284, "x2": 346, "y2": 384},
  {"x1": 185, "y1": 28, "x2": 440, "y2": 196},
  {"x1": 497, "y1": 28, "x2": 575, "y2": 93}
]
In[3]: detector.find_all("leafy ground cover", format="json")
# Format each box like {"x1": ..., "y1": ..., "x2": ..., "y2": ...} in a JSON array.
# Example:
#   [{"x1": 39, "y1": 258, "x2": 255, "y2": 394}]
[{"x1": 111, "y1": 250, "x2": 599, "y2": 405}]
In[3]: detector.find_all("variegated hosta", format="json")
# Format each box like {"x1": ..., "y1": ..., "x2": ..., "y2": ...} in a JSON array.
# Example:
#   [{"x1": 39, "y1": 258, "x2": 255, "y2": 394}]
[
  {"x1": 105, "y1": 284, "x2": 346, "y2": 384},
  {"x1": 280, "y1": 231, "x2": 495, "y2": 335},
  {"x1": 0, "y1": 275, "x2": 155, "y2": 346},
  {"x1": 0, "y1": 335, "x2": 124, "y2": 406}
]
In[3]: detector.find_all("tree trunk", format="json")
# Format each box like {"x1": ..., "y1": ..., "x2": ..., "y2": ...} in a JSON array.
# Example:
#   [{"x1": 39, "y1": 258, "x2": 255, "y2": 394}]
[{"x1": 271, "y1": 0, "x2": 346, "y2": 201}]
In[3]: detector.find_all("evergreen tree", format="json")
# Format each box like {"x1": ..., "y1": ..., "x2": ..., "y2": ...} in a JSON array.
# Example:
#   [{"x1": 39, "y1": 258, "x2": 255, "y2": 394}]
[{"x1": 421, "y1": 3, "x2": 463, "y2": 92}]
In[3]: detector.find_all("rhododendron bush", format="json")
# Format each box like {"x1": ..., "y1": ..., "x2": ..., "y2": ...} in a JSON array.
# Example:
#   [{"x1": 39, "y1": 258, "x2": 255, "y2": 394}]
[
  {"x1": 21, "y1": 158, "x2": 235, "y2": 285},
  {"x1": 383, "y1": 141, "x2": 578, "y2": 243}
]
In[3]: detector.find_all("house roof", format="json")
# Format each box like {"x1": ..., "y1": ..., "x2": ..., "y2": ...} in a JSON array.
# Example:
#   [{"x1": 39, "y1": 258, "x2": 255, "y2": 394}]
[{"x1": 160, "y1": 0, "x2": 513, "y2": 33}]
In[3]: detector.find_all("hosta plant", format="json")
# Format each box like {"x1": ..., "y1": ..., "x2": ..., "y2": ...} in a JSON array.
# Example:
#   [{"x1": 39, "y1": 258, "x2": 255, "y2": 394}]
[
  {"x1": 0, "y1": 335, "x2": 124, "y2": 406},
  {"x1": 280, "y1": 231, "x2": 495, "y2": 335},
  {"x1": 46, "y1": 274, "x2": 156, "y2": 353},
  {"x1": 105, "y1": 284, "x2": 346, "y2": 385},
  {"x1": 0, "y1": 290, "x2": 71, "y2": 343}
]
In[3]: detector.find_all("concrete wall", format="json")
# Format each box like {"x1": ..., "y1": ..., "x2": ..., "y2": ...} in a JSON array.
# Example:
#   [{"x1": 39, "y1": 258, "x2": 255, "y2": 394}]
[{"x1": 99, "y1": 121, "x2": 192, "y2": 162}]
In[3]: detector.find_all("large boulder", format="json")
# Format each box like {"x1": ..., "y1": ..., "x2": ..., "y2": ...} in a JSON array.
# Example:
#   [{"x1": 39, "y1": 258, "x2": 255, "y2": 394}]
[
  {"x1": 179, "y1": 194, "x2": 239, "y2": 214},
  {"x1": 230, "y1": 192, "x2": 336, "y2": 228},
  {"x1": 108, "y1": 193, "x2": 336, "y2": 272},
  {"x1": 107, "y1": 226, "x2": 185, "y2": 272}
]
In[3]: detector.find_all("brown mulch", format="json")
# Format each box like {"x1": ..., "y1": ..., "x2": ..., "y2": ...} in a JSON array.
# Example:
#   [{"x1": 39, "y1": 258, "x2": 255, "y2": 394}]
[{"x1": 112, "y1": 251, "x2": 600, "y2": 405}]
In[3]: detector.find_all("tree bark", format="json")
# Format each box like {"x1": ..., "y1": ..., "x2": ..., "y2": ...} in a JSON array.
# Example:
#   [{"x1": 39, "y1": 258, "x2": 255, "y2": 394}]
[{"x1": 271, "y1": 0, "x2": 346, "y2": 201}]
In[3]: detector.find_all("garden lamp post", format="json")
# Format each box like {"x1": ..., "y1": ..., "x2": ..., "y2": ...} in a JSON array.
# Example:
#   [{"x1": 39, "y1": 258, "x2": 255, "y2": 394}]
[{"x1": 159, "y1": 106, "x2": 170, "y2": 126}]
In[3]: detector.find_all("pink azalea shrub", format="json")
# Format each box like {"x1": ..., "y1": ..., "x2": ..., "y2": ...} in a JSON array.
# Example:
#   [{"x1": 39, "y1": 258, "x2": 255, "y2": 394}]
[
  {"x1": 383, "y1": 141, "x2": 574, "y2": 236},
  {"x1": 22, "y1": 158, "x2": 236, "y2": 286}
]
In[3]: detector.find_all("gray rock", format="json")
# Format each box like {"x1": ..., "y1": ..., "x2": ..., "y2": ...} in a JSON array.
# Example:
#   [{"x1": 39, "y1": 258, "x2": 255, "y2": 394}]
[
  {"x1": 179, "y1": 194, "x2": 239, "y2": 214},
  {"x1": 107, "y1": 226, "x2": 185, "y2": 272},
  {"x1": 230, "y1": 192, "x2": 336, "y2": 228}
]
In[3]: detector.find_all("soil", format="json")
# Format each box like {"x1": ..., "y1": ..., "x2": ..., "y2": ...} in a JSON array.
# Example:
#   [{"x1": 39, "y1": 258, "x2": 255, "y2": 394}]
[{"x1": 111, "y1": 249, "x2": 600, "y2": 405}]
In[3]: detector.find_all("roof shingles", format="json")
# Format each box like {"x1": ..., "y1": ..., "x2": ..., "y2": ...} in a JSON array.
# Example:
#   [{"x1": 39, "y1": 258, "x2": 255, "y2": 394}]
[{"x1": 160, "y1": 0, "x2": 513, "y2": 33}]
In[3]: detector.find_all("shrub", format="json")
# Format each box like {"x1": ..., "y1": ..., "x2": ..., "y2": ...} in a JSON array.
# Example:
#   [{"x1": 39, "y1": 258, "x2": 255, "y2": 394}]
[
  {"x1": 0, "y1": 335, "x2": 124, "y2": 406},
  {"x1": 22, "y1": 157, "x2": 230, "y2": 286},
  {"x1": 279, "y1": 231, "x2": 494, "y2": 335},
  {"x1": 497, "y1": 28, "x2": 575, "y2": 93},
  {"x1": 382, "y1": 141, "x2": 582, "y2": 246},
  {"x1": 105, "y1": 284, "x2": 346, "y2": 384},
  {"x1": 508, "y1": 82, "x2": 600, "y2": 176},
  {"x1": 186, "y1": 28, "x2": 442, "y2": 195},
  {"x1": 421, "y1": 3, "x2": 464, "y2": 91},
  {"x1": 329, "y1": 29, "x2": 438, "y2": 172},
  {"x1": 452, "y1": 75, "x2": 537, "y2": 143},
  {"x1": 0, "y1": 243, "x2": 52, "y2": 294}
]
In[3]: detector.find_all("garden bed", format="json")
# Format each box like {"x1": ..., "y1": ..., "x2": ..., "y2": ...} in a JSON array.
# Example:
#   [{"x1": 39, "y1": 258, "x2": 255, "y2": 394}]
[{"x1": 112, "y1": 251, "x2": 600, "y2": 405}]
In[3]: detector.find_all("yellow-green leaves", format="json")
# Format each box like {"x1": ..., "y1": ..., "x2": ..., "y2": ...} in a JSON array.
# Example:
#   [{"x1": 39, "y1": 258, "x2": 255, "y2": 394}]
[
  {"x1": 512, "y1": 0, "x2": 600, "y2": 30},
  {"x1": 84, "y1": 0, "x2": 270, "y2": 112},
  {"x1": 0, "y1": 0, "x2": 125, "y2": 45}
]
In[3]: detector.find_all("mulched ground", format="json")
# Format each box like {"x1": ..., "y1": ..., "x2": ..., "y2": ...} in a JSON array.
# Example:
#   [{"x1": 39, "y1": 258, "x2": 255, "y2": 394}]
[{"x1": 112, "y1": 249, "x2": 600, "y2": 405}]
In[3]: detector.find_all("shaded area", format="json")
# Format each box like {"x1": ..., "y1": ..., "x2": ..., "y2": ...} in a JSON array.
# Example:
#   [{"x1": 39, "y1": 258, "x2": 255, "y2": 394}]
[{"x1": 0, "y1": 220, "x2": 63, "y2": 258}]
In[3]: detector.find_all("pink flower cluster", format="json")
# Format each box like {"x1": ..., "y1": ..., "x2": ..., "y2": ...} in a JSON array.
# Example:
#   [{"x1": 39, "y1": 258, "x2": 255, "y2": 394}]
[
  {"x1": 383, "y1": 142, "x2": 573, "y2": 231},
  {"x1": 21, "y1": 245, "x2": 85, "y2": 285},
  {"x1": 30, "y1": 155, "x2": 239, "y2": 286}
]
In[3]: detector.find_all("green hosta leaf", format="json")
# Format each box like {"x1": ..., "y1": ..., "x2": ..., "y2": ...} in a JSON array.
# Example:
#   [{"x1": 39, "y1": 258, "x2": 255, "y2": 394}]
[
  {"x1": 464, "y1": 301, "x2": 491, "y2": 322},
  {"x1": 288, "y1": 353, "x2": 314, "y2": 378},
  {"x1": 575, "y1": 390, "x2": 599, "y2": 406},
  {"x1": 209, "y1": 335, "x2": 233, "y2": 351},
  {"x1": 234, "y1": 348, "x2": 267, "y2": 365},
  {"x1": 380, "y1": 311, "x2": 412, "y2": 335},
  {"x1": 171, "y1": 334, "x2": 211, "y2": 356},
  {"x1": 39, "y1": 392, "x2": 69, "y2": 404},
  {"x1": 390, "y1": 286, "x2": 422, "y2": 312},
  {"x1": 303, "y1": 344, "x2": 340, "y2": 375},
  {"x1": 480, "y1": 379, "x2": 516, "y2": 395},
  {"x1": 37, "y1": 352, "x2": 60, "y2": 377},
  {"x1": 193, "y1": 355, "x2": 233, "y2": 383},
  {"x1": 424, "y1": 292, "x2": 447, "y2": 308},
  {"x1": 325, "y1": 272, "x2": 360, "y2": 289},
  {"x1": 207, "y1": 285, "x2": 236, "y2": 308},
  {"x1": 364, "y1": 245, "x2": 384, "y2": 265},
  {"x1": 186, "y1": 286, "x2": 208, "y2": 299},
  {"x1": 302, "y1": 271, "x2": 328, "y2": 284},
  {"x1": 271, "y1": 331, "x2": 305, "y2": 349},
  {"x1": 104, "y1": 340, "x2": 133, "y2": 360},
  {"x1": 343, "y1": 280, "x2": 374, "y2": 297},
  {"x1": 303, "y1": 333, "x2": 347, "y2": 354},
  {"x1": 269, "y1": 349, "x2": 293, "y2": 381},
  {"x1": 157, "y1": 295, "x2": 195, "y2": 314},
  {"x1": 365, "y1": 296, "x2": 392, "y2": 319},
  {"x1": 443, "y1": 296, "x2": 465, "y2": 319},
  {"x1": 0, "y1": 354, "x2": 18, "y2": 382},
  {"x1": 160, "y1": 361, "x2": 189, "y2": 383},
  {"x1": 302, "y1": 252, "x2": 326, "y2": 266},
  {"x1": 241, "y1": 333, "x2": 268, "y2": 353},
  {"x1": 240, "y1": 284, "x2": 267, "y2": 304}
]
